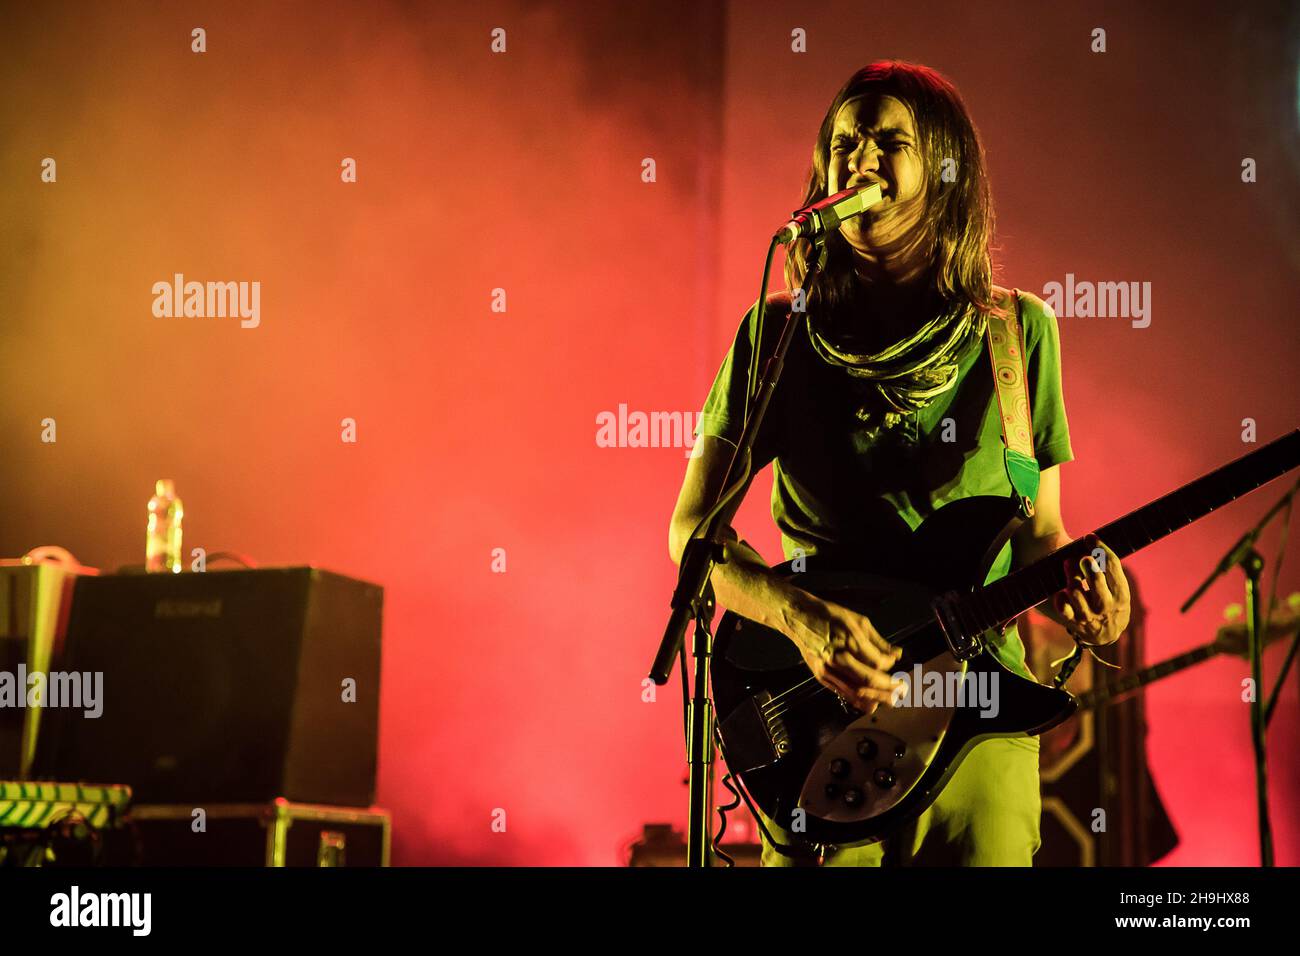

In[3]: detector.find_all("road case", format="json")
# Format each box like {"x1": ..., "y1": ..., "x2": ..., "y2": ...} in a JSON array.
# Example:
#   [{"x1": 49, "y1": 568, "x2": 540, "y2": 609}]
[{"x1": 123, "y1": 799, "x2": 390, "y2": 866}]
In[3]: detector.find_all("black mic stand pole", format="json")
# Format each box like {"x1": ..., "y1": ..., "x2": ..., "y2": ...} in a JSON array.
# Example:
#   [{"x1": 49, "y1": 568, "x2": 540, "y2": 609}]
[
  {"x1": 1181, "y1": 473, "x2": 1300, "y2": 867},
  {"x1": 649, "y1": 238, "x2": 827, "y2": 867}
]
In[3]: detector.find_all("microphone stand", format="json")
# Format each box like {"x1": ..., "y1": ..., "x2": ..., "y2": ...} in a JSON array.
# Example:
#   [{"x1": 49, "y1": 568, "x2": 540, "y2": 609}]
[
  {"x1": 1180, "y1": 472, "x2": 1300, "y2": 867},
  {"x1": 648, "y1": 237, "x2": 828, "y2": 867}
]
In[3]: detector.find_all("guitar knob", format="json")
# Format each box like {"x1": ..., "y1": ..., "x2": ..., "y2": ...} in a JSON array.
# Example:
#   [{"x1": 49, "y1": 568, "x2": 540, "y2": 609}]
[
  {"x1": 829, "y1": 758, "x2": 850, "y2": 777},
  {"x1": 856, "y1": 738, "x2": 878, "y2": 760},
  {"x1": 842, "y1": 787, "x2": 863, "y2": 807},
  {"x1": 894, "y1": 742, "x2": 906, "y2": 759},
  {"x1": 873, "y1": 769, "x2": 896, "y2": 789}
]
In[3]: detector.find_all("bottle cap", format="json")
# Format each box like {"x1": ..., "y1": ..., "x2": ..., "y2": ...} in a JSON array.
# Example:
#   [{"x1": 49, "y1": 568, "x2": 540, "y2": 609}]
[{"x1": 155, "y1": 478, "x2": 175, "y2": 496}]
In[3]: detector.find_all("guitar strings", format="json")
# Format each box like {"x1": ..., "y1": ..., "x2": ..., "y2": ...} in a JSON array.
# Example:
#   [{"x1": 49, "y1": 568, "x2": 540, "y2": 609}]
[
  {"x1": 755, "y1": 617, "x2": 951, "y2": 722},
  {"x1": 760, "y1": 652, "x2": 974, "y2": 722},
  {"x1": 761, "y1": 679, "x2": 828, "y2": 721}
]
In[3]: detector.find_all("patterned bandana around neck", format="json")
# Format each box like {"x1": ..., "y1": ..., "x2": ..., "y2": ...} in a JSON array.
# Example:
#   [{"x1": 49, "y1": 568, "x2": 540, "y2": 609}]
[{"x1": 805, "y1": 291, "x2": 987, "y2": 433}]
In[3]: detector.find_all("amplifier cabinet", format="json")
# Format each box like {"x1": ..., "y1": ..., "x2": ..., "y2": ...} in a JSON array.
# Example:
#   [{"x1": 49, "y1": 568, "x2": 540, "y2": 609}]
[{"x1": 34, "y1": 567, "x2": 382, "y2": 807}]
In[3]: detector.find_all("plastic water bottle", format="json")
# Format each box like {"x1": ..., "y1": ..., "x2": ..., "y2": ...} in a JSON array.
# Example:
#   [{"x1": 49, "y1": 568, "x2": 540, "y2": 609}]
[{"x1": 146, "y1": 479, "x2": 184, "y2": 573}]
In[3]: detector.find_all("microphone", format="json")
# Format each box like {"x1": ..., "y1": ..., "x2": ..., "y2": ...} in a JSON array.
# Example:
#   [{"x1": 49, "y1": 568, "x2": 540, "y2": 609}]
[{"x1": 774, "y1": 183, "x2": 883, "y2": 245}]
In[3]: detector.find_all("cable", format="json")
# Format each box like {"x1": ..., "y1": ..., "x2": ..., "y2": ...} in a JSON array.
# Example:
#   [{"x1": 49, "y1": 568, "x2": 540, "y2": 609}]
[
  {"x1": 745, "y1": 235, "x2": 783, "y2": 423},
  {"x1": 679, "y1": 640, "x2": 690, "y2": 747},
  {"x1": 720, "y1": 754, "x2": 822, "y2": 862},
  {"x1": 712, "y1": 774, "x2": 741, "y2": 867},
  {"x1": 40, "y1": 808, "x2": 103, "y2": 866}
]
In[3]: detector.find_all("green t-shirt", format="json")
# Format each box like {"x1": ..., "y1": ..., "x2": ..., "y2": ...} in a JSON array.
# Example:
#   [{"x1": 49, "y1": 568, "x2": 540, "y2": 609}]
[{"x1": 696, "y1": 287, "x2": 1074, "y2": 680}]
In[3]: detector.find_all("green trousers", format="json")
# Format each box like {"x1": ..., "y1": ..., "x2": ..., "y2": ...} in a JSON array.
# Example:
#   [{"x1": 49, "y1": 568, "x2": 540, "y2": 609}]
[{"x1": 757, "y1": 735, "x2": 1042, "y2": 867}]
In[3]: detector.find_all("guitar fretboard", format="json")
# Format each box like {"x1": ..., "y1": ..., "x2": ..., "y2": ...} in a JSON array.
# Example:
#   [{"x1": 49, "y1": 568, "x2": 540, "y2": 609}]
[{"x1": 952, "y1": 429, "x2": 1300, "y2": 639}]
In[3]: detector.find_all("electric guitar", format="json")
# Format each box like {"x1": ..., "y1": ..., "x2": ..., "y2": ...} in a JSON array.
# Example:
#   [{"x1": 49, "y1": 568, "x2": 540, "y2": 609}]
[{"x1": 711, "y1": 430, "x2": 1300, "y2": 848}]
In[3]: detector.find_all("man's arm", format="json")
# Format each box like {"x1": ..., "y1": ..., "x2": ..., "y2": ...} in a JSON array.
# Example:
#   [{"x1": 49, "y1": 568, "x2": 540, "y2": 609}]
[
  {"x1": 668, "y1": 435, "x2": 823, "y2": 644},
  {"x1": 668, "y1": 434, "x2": 904, "y2": 710},
  {"x1": 1011, "y1": 464, "x2": 1131, "y2": 644}
]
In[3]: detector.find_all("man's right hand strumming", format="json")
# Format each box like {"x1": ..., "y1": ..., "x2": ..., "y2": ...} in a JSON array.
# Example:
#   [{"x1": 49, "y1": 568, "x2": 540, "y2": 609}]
[{"x1": 781, "y1": 592, "x2": 906, "y2": 715}]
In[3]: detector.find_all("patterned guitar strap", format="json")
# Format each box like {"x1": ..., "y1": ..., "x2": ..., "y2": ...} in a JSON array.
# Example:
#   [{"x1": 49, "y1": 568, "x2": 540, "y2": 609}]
[
  {"x1": 984, "y1": 290, "x2": 1110, "y2": 687},
  {"x1": 984, "y1": 288, "x2": 1039, "y2": 519}
]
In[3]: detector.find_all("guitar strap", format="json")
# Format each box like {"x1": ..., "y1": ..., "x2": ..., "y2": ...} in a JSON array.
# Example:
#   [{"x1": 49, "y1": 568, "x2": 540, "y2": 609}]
[{"x1": 984, "y1": 288, "x2": 1040, "y2": 519}]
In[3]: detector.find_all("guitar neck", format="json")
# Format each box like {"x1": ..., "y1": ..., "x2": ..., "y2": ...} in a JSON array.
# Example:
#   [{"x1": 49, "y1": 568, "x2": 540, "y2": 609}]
[
  {"x1": 1073, "y1": 643, "x2": 1220, "y2": 710},
  {"x1": 953, "y1": 429, "x2": 1300, "y2": 638}
]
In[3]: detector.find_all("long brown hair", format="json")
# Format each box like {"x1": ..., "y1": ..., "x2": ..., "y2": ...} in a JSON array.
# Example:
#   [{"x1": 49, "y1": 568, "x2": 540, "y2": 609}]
[{"x1": 784, "y1": 60, "x2": 1001, "y2": 330}]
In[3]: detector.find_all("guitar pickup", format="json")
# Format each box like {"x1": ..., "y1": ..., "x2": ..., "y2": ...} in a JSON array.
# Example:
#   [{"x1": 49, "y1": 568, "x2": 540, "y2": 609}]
[
  {"x1": 932, "y1": 591, "x2": 981, "y2": 661},
  {"x1": 717, "y1": 690, "x2": 790, "y2": 774}
]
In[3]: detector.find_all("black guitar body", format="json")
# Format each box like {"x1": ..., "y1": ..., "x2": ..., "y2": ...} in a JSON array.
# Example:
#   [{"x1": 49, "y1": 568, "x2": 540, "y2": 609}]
[
  {"x1": 711, "y1": 495, "x2": 1077, "y2": 848},
  {"x1": 709, "y1": 430, "x2": 1300, "y2": 848}
]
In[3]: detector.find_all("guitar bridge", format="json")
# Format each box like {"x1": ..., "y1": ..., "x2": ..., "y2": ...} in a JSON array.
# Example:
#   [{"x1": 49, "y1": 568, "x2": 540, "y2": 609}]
[
  {"x1": 717, "y1": 690, "x2": 790, "y2": 774},
  {"x1": 932, "y1": 591, "x2": 981, "y2": 661}
]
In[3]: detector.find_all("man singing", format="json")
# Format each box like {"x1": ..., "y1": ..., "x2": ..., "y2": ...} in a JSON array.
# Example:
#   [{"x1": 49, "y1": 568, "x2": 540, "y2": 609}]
[{"x1": 668, "y1": 60, "x2": 1131, "y2": 866}]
